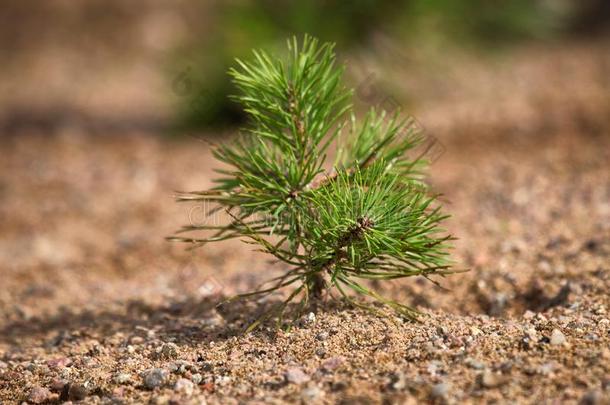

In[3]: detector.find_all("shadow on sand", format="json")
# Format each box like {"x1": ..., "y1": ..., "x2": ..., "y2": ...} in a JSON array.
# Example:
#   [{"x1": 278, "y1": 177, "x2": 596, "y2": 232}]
[{"x1": 0, "y1": 295, "x2": 347, "y2": 349}]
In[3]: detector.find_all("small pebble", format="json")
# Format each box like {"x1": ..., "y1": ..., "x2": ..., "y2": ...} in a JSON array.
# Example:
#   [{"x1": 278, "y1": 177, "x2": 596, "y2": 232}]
[
  {"x1": 524, "y1": 327, "x2": 538, "y2": 340},
  {"x1": 479, "y1": 370, "x2": 507, "y2": 388},
  {"x1": 112, "y1": 387, "x2": 125, "y2": 399},
  {"x1": 585, "y1": 333, "x2": 599, "y2": 341},
  {"x1": 537, "y1": 363, "x2": 554, "y2": 376},
  {"x1": 523, "y1": 310, "x2": 536, "y2": 320},
  {"x1": 436, "y1": 325, "x2": 449, "y2": 337},
  {"x1": 28, "y1": 386, "x2": 51, "y2": 404},
  {"x1": 285, "y1": 367, "x2": 310, "y2": 384},
  {"x1": 470, "y1": 327, "x2": 483, "y2": 336},
  {"x1": 465, "y1": 357, "x2": 486, "y2": 370},
  {"x1": 156, "y1": 343, "x2": 178, "y2": 360},
  {"x1": 302, "y1": 312, "x2": 316, "y2": 325},
  {"x1": 50, "y1": 378, "x2": 67, "y2": 392},
  {"x1": 321, "y1": 356, "x2": 343, "y2": 371},
  {"x1": 427, "y1": 360, "x2": 443, "y2": 376},
  {"x1": 114, "y1": 373, "x2": 132, "y2": 385},
  {"x1": 301, "y1": 385, "x2": 323, "y2": 401},
  {"x1": 390, "y1": 371, "x2": 407, "y2": 390},
  {"x1": 191, "y1": 373, "x2": 203, "y2": 385},
  {"x1": 68, "y1": 383, "x2": 88, "y2": 401},
  {"x1": 174, "y1": 378, "x2": 194, "y2": 396},
  {"x1": 550, "y1": 329, "x2": 566, "y2": 346},
  {"x1": 144, "y1": 368, "x2": 168, "y2": 389},
  {"x1": 316, "y1": 331, "x2": 329, "y2": 341},
  {"x1": 431, "y1": 382, "x2": 450, "y2": 399},
  {"x1": 214, "y1": 375, "x2": 232, "y2": 385},
  {"x1": 169, "y1": 360, "x2": 191, "y2": 374},
  {"x1": 47, "y1": 357, "x2": 72, "y2": 369},
  {"x1": 130, "y1": 336, "x2": 144, "y2": 345}
]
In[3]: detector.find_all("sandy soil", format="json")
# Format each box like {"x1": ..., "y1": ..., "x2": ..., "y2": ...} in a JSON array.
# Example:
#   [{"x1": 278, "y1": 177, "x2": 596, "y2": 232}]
[{"x1": 1, "y1": 43, "x2": 609, "y2": 404}]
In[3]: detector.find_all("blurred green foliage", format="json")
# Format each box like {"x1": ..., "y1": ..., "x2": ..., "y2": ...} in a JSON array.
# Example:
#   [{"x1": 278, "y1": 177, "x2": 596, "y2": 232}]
[
  {"x1": 172, "y1": 0, "x2": 402, "y2": 129},
  {"x1": 401, "y1": 0, "x2": 562, "y2": 46},
  {"x1": 172, "y1": 0, "x2": 571, "y2": 130}
]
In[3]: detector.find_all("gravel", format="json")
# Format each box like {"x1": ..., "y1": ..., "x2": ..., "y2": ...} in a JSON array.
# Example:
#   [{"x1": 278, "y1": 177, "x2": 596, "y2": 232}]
[
  {"x1": 28, "y1": 386, "x2": 51, "y2": 404},
  {"x1": 301, "y1": 385, "x2": 323, "y2": 401},
  {"x1": 68, "y1": 383, "x2": 88, "y2": 401},
  {"x1": 143, "y1": 368, "x2": 168, "y2": 389},
  {"x1": 316, "y1": 331, "x2": 329, "y2": 341},
  {"x1": 285, "y1": 367, "x2": 311, "y2": 385},
  {"x1": 479, "y1": 370, "x2": 508, "y2": 388},
  {"x1": 154, "y1": 342, "x2": 178, "y2": 360},
  {"x1": 389, "y1": 371, "x2": 407, "y2": 390},
  {"x1": 191, "y1": 373, "x2": 203, "y2": 385},
  {"x1": 464, "y1": 357, "x2": 486, "y2": 370},
  {"x1": 114, "y1": 373, "x2": 132, "y2": 384},
  {"x1": 550, "y1": 329, "x2": 567, "y2": 346},
  {"x1": 174, "y1": 378, "x2": 194, "y2": 396},
  {"x1": 431, "y1": 382, "x2": 451, "y2": 399},
  {"x1": 47, "y1": 357, "x2": 72, "y2": 370},
  {"x1": 2, "y1": 88, "x2": 609, "y2": 405},
  {"x1": 321, "y1": 356, "x2": 343, "y2": 372}
]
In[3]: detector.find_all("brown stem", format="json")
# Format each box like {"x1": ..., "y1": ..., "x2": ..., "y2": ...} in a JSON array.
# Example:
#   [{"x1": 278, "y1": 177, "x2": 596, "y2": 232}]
[{"x1": 310, "y1": 272, "x2": 326, "y2": 299}]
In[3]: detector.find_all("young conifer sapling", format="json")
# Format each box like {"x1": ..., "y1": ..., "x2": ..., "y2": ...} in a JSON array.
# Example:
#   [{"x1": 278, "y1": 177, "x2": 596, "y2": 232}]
[{"x1": 170, "y1": 36, "x2": 460, "y2": 330}]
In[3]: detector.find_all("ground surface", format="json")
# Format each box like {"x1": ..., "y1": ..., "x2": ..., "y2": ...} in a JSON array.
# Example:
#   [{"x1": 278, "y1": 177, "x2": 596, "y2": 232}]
[{"x1": 1, "y1": 41, "x2": 609, "y2": 404}]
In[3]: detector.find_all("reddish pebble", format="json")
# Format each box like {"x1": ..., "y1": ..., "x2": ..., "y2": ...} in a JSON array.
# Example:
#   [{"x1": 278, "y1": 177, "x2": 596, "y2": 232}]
[
  {"x1": 47, "y1": 357, "x2": 72, "y2": 369},
  {"x1": 28, "y1": 386, "x2": 51, "y2": 404},
  {"x1": 321, "y1": 356, "x2": 343, "y2": 371}
]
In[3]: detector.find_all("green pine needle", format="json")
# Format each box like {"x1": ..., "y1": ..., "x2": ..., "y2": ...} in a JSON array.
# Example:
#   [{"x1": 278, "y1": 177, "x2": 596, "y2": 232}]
[{"x1": 170, "y1": 35, "x2": 460, "y2": 330}]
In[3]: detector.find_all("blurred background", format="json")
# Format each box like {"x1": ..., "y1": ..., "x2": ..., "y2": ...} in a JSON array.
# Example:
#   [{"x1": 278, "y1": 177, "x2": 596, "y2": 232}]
[{"x1": 1, "y1": 0, "x2": 609, "y2": 135}]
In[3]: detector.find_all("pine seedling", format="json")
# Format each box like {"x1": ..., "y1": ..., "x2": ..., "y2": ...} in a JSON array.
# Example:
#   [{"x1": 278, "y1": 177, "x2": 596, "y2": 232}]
[{"x1": 170, "y1": 35, "x2": 459, "y2": 330}]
